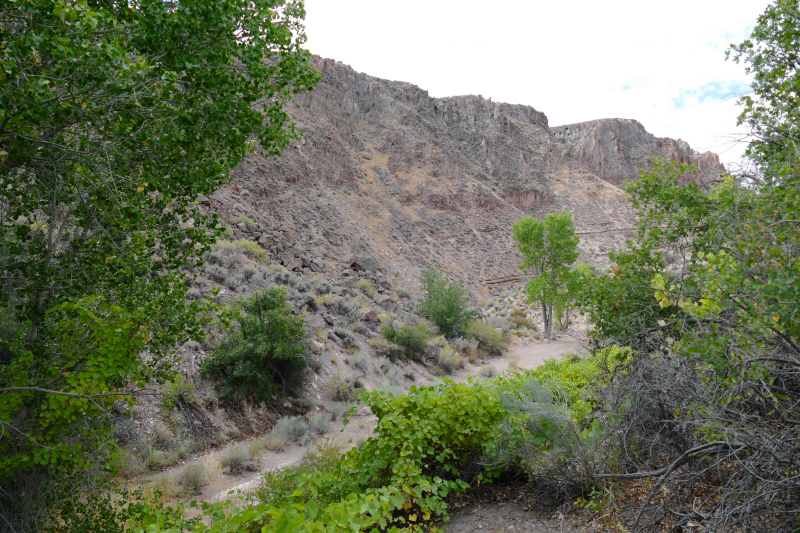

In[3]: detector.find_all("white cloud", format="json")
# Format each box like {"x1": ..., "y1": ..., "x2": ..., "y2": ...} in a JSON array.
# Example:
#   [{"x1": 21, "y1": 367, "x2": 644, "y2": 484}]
[{"x1": 303, "y1": 0, "x2": 772, "y2": 169}]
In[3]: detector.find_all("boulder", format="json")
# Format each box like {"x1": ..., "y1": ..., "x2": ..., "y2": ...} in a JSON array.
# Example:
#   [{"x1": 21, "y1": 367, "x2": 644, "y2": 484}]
[
  {"x1": 350, "y1": 255, "x2": 378, "y2": 273},
  {"x1": 328, "y1": 332, "x2": 345, "y2": 348},
  {"x1": 363, "y1": 309, "x2": 382, "y2": 324},
  {"x1": 305, "y1": 314, "x2": 326, "y2": 331},
  {"x1": 310, "y1": 340, "x2": 325, "y2": 355},
  {"x1": 197, "y1": 194, "x2": 211, "y2": 206}
]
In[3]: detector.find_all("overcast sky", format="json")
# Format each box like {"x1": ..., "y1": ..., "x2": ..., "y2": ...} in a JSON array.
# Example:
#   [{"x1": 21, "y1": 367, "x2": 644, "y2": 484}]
[{"x1": 303, "y1": 0, "x2": 772, "y2": 169}]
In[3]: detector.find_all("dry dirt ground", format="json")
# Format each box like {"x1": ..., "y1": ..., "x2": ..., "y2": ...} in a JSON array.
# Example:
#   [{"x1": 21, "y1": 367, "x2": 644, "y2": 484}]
[{"x1": 443, "y1": 482, "x2": 605, "y2": 533}]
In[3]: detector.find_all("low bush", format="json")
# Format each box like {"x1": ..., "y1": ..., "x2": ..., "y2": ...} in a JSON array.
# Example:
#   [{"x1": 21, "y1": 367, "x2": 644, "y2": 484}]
[
  {"x1": 434, "y1": 344, "x2": 462, "y2": 374},
  {"x1": 367, "y1": 336, "x2": 403, "y2": 360},
  {"x1": 201, "y1": 288, "x2": 309, "y2": 404},
  {"x1": 230, "y1": 214, "x2": 255, "y2": 230},
  {"x1": 478, "y1": 364, "x2": 497, "y2": 378},
  {"x1": 381, "y1": 324, "x2": 428, "y2": 360},
  {"x1": 356, "y1": 278, "x2": 375, "y2": 296},
  {"x1": 332, "y1": 327, "x2": 358, "y2": 348},
  {"x1": 232, "y1": 239, "x2": 268, "y2": 262},
  {"x1": 509, "y1": 307, "x2": 536, "y2": 330},
  {"x1": 178, "y1": 463, "x2": 206, "y2": 495},
  {"x1": 185, "y1": 287, "x2": 203, "y2": 300},
  {"x1": 220, "y1": 446, "x2": 250, "y2": 475},
  {"x1": 273, "y1": 416, "x2": 310, "y2": 440},
  {"x1": 248, "y1": 438, "x2": 268, "y2": 457},
  {"x1": 259, "y1": 420, "x2": 291, "y2": 452},
  {"x1": 309, "y1": 414, "x2": 332, "y2": 435},
  {"x1": 327, "y1": 371, "x2": 363, "y2": 402},
  {"x1": 464, "y1": 320, "x2": 506, "y2": 356},
  {"x1": 348, "y1": 351, "x2": 369, "y2": 372},
  {"x1": 329, "y1": 402, "x2": 353, "y2": 421}
]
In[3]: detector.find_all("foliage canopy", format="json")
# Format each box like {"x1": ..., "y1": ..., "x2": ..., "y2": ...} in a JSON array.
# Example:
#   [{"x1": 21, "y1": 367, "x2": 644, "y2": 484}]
[
  {"x1": 513, "y1": 212, "x2": 579, "y2": 339},
  {"x1": 0, "y1": 0, "x2": 317, "y2": 489},
  {"x1": 202, "y1": 288, "x2": 309, "y2": 404}
]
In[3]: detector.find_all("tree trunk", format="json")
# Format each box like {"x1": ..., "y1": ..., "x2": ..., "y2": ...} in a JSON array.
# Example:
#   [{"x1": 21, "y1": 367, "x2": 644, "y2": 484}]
[{"x1": 542, "y1": 302, "x2": 553, "y2": 340}]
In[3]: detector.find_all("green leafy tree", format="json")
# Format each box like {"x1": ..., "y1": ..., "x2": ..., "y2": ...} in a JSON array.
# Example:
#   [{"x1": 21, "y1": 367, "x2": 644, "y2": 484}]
[
  {"x1": 572, "y1": 3, "x2": 800, "y2": 520},
  {"x1": 513, "y1": 212, "x2": 579, "y2": 339},
  {"x1": 417, "y1": 267, "x2": 477, "y2": 337},
  {"x1": 202, "y1": 288, "x2": 308, "y2": 404},
  {"x1": 0, "y1": 0, "x2": 317, "y2": 503}
]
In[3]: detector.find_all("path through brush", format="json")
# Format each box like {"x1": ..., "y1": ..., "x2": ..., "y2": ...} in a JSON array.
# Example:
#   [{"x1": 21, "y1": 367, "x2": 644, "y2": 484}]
[{"x1": 146, "y1": 334, "x2": 584, "y2": 525}]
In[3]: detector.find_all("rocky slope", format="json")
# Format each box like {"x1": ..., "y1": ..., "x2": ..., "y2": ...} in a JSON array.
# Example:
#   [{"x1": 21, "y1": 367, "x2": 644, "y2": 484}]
[{"x1": 203, "y1": 56, "x2": 724, "y2": 295}]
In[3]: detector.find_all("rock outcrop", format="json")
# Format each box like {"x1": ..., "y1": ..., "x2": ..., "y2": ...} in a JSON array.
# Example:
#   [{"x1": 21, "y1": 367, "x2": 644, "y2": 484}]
[{"x1": 206, "y1": 56, "x2": 724, "y2": 295}]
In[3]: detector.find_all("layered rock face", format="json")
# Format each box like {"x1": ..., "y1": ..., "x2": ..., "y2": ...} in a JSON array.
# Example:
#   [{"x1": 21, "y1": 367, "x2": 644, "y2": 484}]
[
  {"x1": 207, "y1": 56, "x2": 724, "y2": 295},
  {"x1": 551, "y1": 119, "x2": 724, "y2": 185}
]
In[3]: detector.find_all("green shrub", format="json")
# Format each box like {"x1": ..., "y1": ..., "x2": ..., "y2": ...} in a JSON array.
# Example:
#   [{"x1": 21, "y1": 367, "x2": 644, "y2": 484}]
[
  {"x1": 201, "y1": 288, "x2": 308, "y2": 404},
  {"x1": 464, "y1": 320, "x2": 506, "y2": 356},
  {"x1": 252, "y1": 380, "x2": 514, "y2": 528},
  {"x1": 230, "y1": 214, "x2": 256, "y2": 230},
  {"x1": 160, "y1": 374, "x2": 195, "y2": 410},
  {"x1": 355, "y1": 278, "x2": 375, "y2": 296},
  {"x1": 381, "y1": 324, "x2": 428, "y2": 360},
  {"x1": 232, "y1": 239, "x2": 268, "y2": 262},
  {"x1": 417, "y1": 267, "x2": 477, "y2": 337},
  {"x1": 519, "y1": 346, "x2": 629, "y2": 423}
]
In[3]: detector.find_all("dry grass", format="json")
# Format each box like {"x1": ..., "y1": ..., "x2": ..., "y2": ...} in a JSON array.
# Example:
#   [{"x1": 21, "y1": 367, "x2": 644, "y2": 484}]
[
  {"x1": 220, "y1": 445, "x2": 250, "y2": 475},
  {"x1": 478, "y1": 364, "x2": 498, "y2": 379}
]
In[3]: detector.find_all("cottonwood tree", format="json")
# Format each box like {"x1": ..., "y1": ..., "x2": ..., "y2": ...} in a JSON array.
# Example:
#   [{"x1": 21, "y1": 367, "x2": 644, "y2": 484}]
[
  {"x1": 0, "y1": 0, "x2": 318, "y2": 505},
  {"x1": 513, "y1": 212, "x2": 579, "y2": 339}
]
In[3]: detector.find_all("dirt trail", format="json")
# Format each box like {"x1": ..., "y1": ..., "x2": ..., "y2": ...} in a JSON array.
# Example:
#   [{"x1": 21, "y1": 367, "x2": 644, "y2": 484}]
[
  {"x1": 148, "y1": 333, "x2": 583, "y2": 510},
  {"x1": 450, "y1": 335, "x2": 581, "y2": 383}
]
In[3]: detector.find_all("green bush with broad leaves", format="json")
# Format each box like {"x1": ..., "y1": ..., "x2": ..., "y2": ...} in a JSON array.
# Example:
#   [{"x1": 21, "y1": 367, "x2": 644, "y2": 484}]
[
  {"x1": 127, "y1": 378, "x2": 533, "y2": 532},
  {"x1": 201, "y1": 288, "x2": 308, "y2": 404}
]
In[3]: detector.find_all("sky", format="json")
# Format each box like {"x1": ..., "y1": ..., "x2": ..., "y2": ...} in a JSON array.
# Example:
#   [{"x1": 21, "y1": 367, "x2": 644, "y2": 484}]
[{"x1": 303, "y1": 0, "x2": 773, "y2": 169}]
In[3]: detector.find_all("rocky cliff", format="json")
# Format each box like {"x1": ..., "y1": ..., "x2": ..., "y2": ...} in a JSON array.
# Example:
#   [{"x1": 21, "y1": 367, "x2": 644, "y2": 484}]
[{"x1": 205, "y1": 56, "x2": 725, "y2": 295}]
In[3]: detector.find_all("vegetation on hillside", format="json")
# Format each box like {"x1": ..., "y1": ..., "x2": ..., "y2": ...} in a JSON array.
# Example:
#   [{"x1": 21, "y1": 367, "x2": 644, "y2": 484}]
[
  {"x1": 201, "y1": 288, "x2": 309, "y2": 404},
  {"x1": 416, "y1": 266, "x2": 477, "y2": 337}
]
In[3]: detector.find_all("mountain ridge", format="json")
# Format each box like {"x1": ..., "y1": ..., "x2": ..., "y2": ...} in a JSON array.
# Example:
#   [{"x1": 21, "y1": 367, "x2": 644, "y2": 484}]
[{"x1": 204, "y1": 56, "x2": 724, "y2": 295}]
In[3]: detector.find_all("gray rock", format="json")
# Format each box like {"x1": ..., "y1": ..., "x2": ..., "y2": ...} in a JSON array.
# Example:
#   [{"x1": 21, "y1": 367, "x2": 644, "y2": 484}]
[
  {"x1": 310, "y1": 340, "x2": 325, "y2": 355},
  {"x1": 306, "y1": 315, "x2": 328, "y2": 332},
  {"x1": 328, "y1": 332, "x2": 344, "y2": 347}
]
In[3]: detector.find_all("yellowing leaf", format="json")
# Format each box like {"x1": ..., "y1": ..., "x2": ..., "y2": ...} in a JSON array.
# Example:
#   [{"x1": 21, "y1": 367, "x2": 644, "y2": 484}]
[{"x1": 408, "y1": 514, "x2": 417, "y2": 522}]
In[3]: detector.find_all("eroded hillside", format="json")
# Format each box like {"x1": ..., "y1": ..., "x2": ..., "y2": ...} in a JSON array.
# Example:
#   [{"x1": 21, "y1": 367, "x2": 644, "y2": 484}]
[{"x1": 203, "y1": 56, "x2": 724, "y2": 294}]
